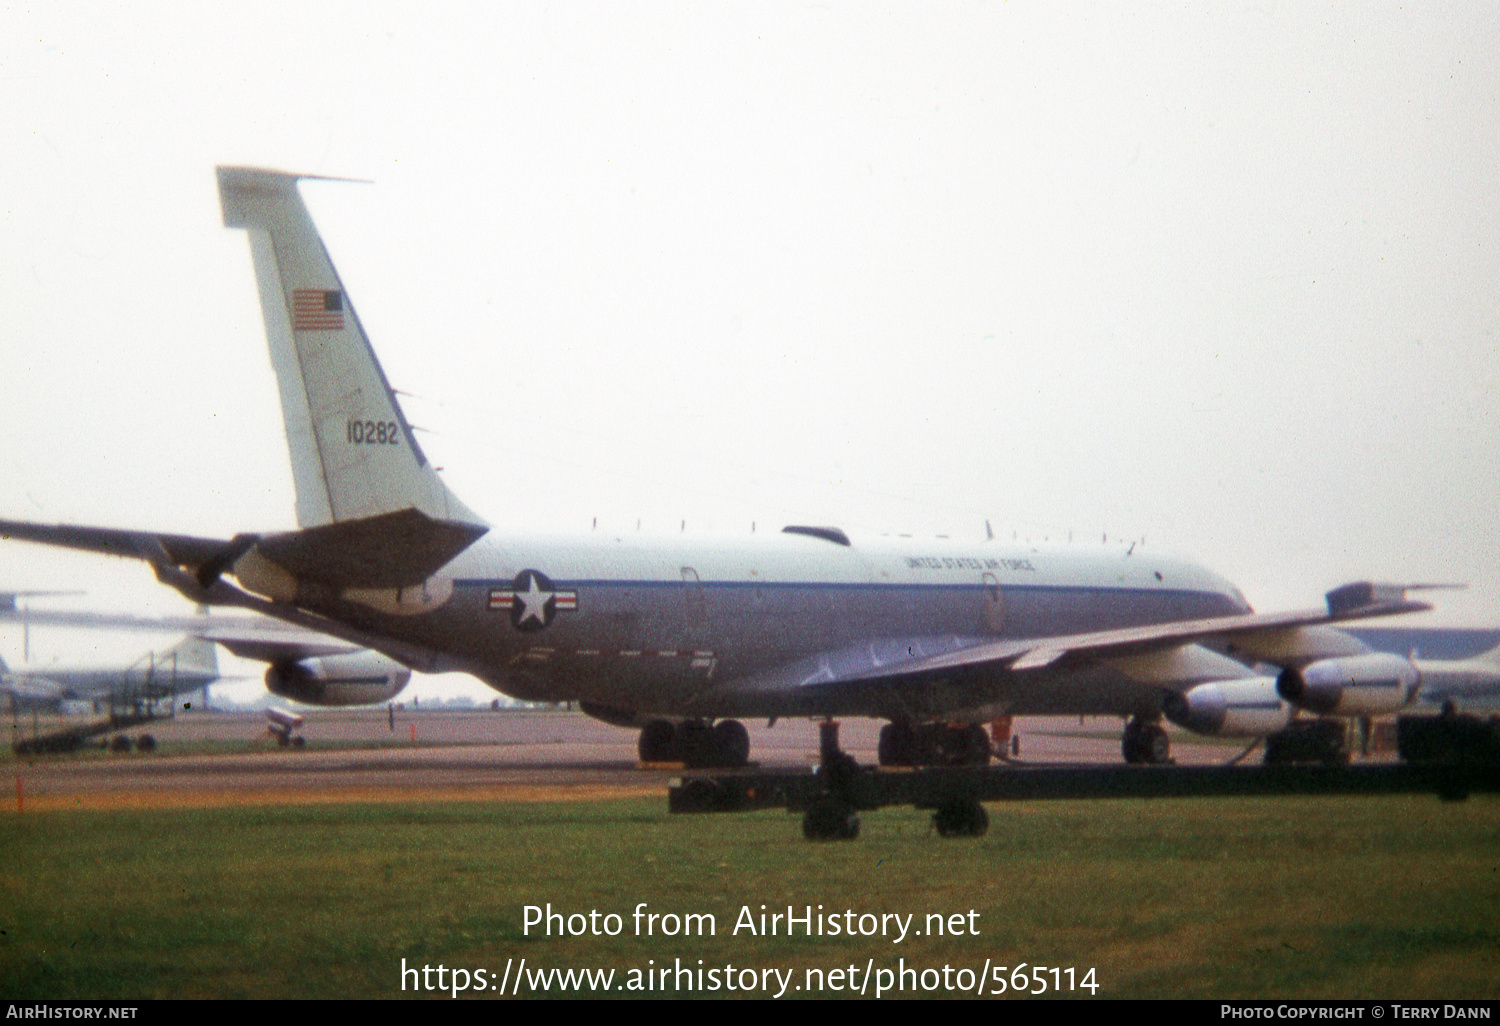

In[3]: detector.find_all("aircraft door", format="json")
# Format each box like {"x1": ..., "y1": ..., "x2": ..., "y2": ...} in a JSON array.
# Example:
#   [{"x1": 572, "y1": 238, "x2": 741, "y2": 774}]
[
  {"x1": 982, "y1": 572, "x2": 1006, "y2": 633},
  {"x1": 681, "y1": 567, "x2": 706, "y2": 626}
]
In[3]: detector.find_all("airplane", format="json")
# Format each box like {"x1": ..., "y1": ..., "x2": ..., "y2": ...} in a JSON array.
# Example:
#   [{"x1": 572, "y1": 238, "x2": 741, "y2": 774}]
[
  {"x1": 0, "y1": 599, "x2": 414, "y2": 711},
  {"x1": 1, "y1": 629, "x2": 218, "y2": 752},
  {"x1": 1, "y1": 632, "x2": 218, "y2": 714},
  {"x1": 0, "y1": 166, "x2": 1487, "y2": 770}
]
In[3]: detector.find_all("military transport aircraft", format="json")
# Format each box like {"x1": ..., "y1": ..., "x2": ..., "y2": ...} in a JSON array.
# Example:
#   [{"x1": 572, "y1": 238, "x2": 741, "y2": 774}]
[
  {"x1": 0, "y1": 610, "x2": 220, "y2": 752},
  {"x1": 0, "y1": 167, "x2": 1480, "y2": 768},
  {"x1": 1, "y1": 631, "x2": 218, "y2": 715},
  {"x1": 0, "y1": 601, "x2": 412, "y2": 711}
]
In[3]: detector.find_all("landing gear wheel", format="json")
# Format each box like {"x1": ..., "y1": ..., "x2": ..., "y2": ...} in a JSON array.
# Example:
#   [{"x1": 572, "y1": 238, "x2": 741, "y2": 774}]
[
  {"x1": 109, "y1": 735, "x2": 132, "y2": 754},
  {"x1": 933, "y1": 799, "x2": 989, "y2": 838},
  {"x1": 1123, "y1": 718, "x2": 1171, "y2": 764},
  {"x1": 802, "y1": 798, "x2": 860, "y2": 841},
  {"x1": 135, "y1": 734, "x2": 157, "y2": 753},
  {"x1": 711, "y1": 720, "x2": 751, "y2": 768},
  {"x1": 1144, "y1": 725, "x2": 1169, "y2": 763},
  {"x1": 638, "y1": 720, "x2": 677, "y2": 763}
]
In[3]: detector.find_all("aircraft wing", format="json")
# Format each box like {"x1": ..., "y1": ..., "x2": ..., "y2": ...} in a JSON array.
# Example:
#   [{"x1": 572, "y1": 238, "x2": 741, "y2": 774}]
[
  {"x1": 706, "y1": 582, "x2": 1432, "y2": 714},
  {"x1": 877, "y1": 581, "x2": 1428, "y2": 678}
]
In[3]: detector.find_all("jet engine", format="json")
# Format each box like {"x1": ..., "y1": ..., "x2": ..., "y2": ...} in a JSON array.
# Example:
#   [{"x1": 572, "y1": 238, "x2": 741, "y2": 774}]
[
  {"x1": 1275, "y1": 653, "x2": 1419, "y2": 716},
  {"x1": 1162, "y1": 677, "x2": 1292, "y2": 737},
  {"x1": 264, "y1": 651, "x2": 411, "y2": 706}
]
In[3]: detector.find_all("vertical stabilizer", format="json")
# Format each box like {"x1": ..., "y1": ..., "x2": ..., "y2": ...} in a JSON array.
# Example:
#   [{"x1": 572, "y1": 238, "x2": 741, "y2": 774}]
[
  {"x1": 161, "y1": 635, "x2": 219, "y2": 679},
  {"x1": 216, "y1": 166, "x2": 484, "y2": 532}
]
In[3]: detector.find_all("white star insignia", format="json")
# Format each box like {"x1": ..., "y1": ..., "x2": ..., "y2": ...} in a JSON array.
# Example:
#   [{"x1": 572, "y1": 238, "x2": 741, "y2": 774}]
[{"x1": 514, "y1": 573, "x2": 552, "y2": 625}]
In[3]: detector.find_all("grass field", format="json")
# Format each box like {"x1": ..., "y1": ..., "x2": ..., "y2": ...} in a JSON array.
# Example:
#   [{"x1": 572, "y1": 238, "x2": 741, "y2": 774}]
[{"x1": 3, "y1": 794, "x2": 1497, "y2": 999}]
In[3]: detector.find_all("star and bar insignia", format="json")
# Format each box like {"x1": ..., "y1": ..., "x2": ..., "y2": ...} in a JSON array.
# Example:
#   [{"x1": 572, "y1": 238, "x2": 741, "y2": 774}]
[{"x1": 489, "y1": 569, "x2": 577, "y2": 632}]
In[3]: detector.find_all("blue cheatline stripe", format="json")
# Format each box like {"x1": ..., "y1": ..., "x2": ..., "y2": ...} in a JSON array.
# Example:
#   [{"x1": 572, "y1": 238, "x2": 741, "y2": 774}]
[{"x1": 452, "y1": 577, "x2": 1229, "y2": 603}]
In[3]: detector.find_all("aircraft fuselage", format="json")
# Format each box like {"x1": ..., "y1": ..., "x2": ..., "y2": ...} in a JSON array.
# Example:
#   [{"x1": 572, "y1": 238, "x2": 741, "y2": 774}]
[{"x1": 293, "y1": 529, "x2": 1250, "y2": 723}]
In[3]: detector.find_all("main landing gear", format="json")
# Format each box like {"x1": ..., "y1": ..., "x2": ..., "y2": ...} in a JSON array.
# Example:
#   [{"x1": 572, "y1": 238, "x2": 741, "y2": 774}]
[
  {"x1": 1122, "y1": 716, "x2": 1171, "y2": 764},
  {"x1": 877, "y1": 721, "x2": 992, "y2": 767},
  {"x1": 638, "y1": 718, "x2": 751, "y2": 768}
]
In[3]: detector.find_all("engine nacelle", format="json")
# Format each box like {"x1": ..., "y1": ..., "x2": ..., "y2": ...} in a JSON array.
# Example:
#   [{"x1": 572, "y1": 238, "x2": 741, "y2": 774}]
[
  {"x1": 265, "y1": 651, "x2": 411, "y2": 707},
  {"x1": 1276, "y1": 653, "x2": 1419, "y2": 716},
  {"x1": 1162, "y1": 677, "x2": 1292, "y2": 737}
]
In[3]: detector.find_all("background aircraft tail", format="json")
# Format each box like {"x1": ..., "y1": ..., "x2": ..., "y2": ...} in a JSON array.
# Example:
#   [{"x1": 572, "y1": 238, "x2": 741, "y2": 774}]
[
  {"x1": 216, "y1": 166, "x2": 484, "y2": 534},
  {"x1": 128, "y1": 634, "x2": 219, "y2": 695},
  {"x1": 161, "y1": 634, "x2": 219, "y2": 679}
]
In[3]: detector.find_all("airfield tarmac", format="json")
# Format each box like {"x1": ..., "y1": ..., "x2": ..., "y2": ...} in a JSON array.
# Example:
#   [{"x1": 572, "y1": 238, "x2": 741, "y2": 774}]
[{"x1": 4, "y1": 708, "x2": 1370, "y2": 812}]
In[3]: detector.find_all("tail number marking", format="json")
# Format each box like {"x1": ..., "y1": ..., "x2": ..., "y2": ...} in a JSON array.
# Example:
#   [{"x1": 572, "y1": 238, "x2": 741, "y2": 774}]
[{"x1": 346, "y1": 419, "x2": 402, "y2": 445}]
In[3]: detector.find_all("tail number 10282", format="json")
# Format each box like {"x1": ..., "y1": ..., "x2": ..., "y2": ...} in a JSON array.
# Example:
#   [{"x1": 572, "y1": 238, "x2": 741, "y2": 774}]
[{"x1": 346, "y1": 419, "x2": 401, "y2": 445}]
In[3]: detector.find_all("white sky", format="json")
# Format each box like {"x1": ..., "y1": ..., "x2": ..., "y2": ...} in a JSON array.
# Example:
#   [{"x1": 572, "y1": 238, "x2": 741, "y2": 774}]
[{"x1": 2, "y1": 3, "x2": 1497, "y2": 699}]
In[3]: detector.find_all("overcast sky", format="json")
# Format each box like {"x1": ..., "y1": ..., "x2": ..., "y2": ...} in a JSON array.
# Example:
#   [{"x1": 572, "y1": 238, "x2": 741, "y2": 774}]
[{"x1": 2, "y1": 4, "x2": 1496, "y2": 697}]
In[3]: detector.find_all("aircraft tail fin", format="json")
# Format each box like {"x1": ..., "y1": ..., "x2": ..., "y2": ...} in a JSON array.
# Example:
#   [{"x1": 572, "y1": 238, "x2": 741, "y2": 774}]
[
  {"x1": 216, "y1": 166, "x2": 485, "y2": 533},
  {"x1": 164, "y1": 634, "x2": 219, "y2": 678}
]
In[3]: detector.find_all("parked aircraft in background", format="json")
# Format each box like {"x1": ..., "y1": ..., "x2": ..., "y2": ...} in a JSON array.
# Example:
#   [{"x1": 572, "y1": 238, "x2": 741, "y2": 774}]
[
  {"x1": 1, "y1": 167, "x2": 1490, "y2": 768},
  {"x1": 0, "y1": 598, "x2": 412, "y2": 710},
  {"x1": 1, "y1": 631, "x2": 218, "y2": 714},
  {"x1": 0, "y1": 629, "x2": 219, "y2": 753}
]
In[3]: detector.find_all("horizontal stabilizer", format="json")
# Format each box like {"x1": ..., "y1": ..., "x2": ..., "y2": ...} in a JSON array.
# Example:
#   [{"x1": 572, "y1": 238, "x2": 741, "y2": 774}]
[
  {"x1": 254, "y1": 508, "x2": 487, "y2": 589},
  {"x1": 1, "y1": 675, "x2": 64, "y2": 703},
  {"x1": 0, "y1": 518, "x2": 228, "y2": 569},
  {"x1": 1325, "y1": 581, "x2": 1457, "y2": 619},
  {"x1": 205, "y1": 632, "x2": 354, "y2": 663},
  {"x1": 0, "y1": 516, "x2": 452, "y2": 672},
  {"x1": 3, "y1": 509, "x2": 482, "y2": 604}
]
